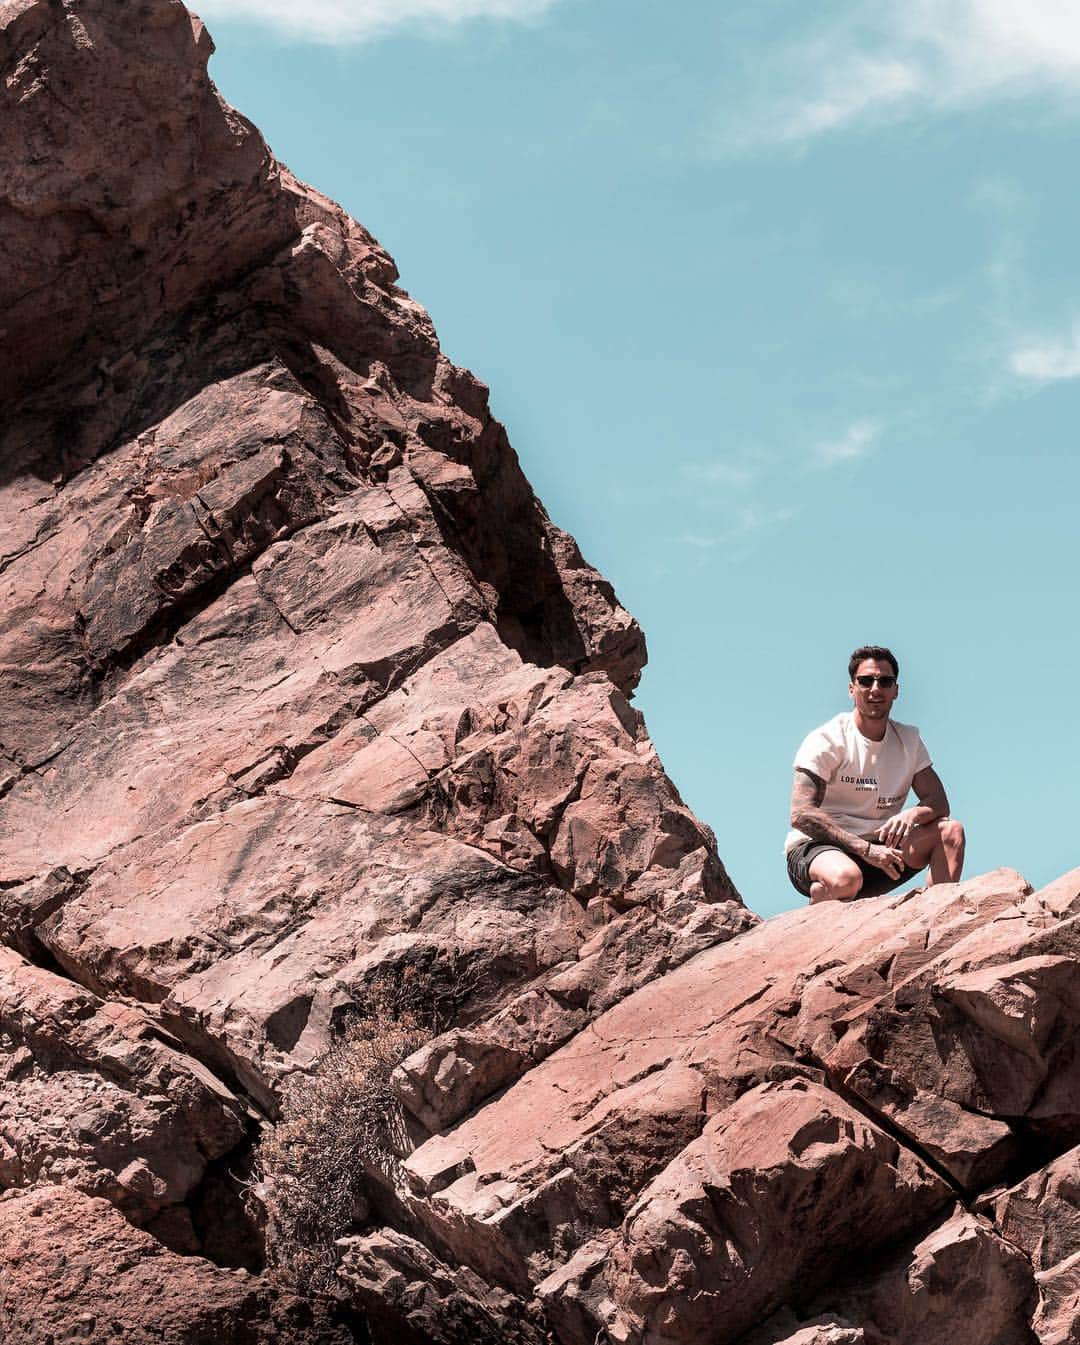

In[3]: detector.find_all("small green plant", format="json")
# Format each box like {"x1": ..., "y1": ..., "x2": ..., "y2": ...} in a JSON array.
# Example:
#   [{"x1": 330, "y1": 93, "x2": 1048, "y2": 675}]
[{"x1": 255, "y1": 974, "x2": 433, "y2": 1295}]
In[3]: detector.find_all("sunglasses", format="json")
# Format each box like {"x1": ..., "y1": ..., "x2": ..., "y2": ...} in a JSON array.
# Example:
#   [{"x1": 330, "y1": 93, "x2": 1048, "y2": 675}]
[{"x1": 854, "y1": 674, "x2": 896, "y2": 689}]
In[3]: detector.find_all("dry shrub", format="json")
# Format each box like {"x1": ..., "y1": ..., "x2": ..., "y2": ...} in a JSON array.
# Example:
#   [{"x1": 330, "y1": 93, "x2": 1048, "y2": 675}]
[{"x1": 256, "y1": 976, "x2": 433, "y2": 1295}]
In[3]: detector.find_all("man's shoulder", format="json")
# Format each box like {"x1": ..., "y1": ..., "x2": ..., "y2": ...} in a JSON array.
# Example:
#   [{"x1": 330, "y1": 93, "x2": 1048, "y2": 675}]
[
  {"x1": 888, "y1": 718, "x2": 922, "y2": 743},
  {"x1": 794, "y1": 712, "x2": 851, "y2": 765},
  {"x1": 807, "y1": 711, "x2": 853, "y2": 740}
]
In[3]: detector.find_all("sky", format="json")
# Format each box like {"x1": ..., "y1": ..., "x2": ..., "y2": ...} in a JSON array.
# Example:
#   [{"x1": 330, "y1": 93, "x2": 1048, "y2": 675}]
[{"x1": 199, "y1": 0, "x2": 1079, "y2": 918}]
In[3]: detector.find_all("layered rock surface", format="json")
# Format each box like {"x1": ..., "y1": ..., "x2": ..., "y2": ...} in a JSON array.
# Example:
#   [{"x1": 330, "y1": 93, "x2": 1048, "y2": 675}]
[
  {"x1": 1, "y1": 0, "x2": 747, "y2": 1338},
  {"x1": 1, "y1": 0, "x2": 747, "y2": 1092},
  {"x1": 393, "y1": 866, "x2": 1080, "y2": 1345},
  {"x1": 3, "y1": 3, "x2": 1080, "y2": 1344}
]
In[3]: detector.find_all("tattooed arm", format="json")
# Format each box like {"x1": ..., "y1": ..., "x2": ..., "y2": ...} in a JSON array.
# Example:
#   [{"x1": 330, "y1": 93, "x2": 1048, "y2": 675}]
[{"x1": 790, "y1": 769, "x2": 903, "y2": 876}]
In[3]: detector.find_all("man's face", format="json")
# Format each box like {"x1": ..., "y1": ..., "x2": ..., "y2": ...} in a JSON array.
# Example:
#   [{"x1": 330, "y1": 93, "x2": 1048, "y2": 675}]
[{"x1": 849, "y1": 657, "x2": 899, "y2": 724}]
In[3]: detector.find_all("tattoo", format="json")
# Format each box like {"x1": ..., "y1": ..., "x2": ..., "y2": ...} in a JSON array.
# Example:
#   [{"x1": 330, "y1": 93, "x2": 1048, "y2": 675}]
[
  {"x1": 790, "y1": 768, "x2": 872, "y2": 855},
  {"x1": 791, "y1": 769, "x2": 825, "y2": 812}
]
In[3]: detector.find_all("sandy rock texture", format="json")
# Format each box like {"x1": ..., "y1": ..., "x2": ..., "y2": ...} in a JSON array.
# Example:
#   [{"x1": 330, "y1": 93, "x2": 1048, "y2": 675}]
[{"x1": 4, "y1": 3, "x2": 1080, "y2": 1344}]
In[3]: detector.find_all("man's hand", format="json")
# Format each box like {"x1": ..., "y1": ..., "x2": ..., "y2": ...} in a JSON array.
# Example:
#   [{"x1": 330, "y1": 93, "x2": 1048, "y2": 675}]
[
  {"x1": 865, "y1": 842, "x2": 904, "y2": 879},
  {"x1": 875, "y1": 808, "x2": 920, "y2": 849}
]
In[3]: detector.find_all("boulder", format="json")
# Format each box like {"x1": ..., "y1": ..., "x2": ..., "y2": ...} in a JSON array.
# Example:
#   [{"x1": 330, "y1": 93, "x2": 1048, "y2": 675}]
[
  {"x1": 399, "y1": 869, "x2": 1080, "y2": 1342},
  {"x1": 0, "y1": 1185, "x2": 354, "y2": 1344},
  {"x1": 337, "y1": 1226, "x2": 548, "y2": 1345},
  {"x1": 980, "y1": 1145, "x2": 1080, "y2": 1345},
  {"x1": 597, "y1": 1078, "x2": 947, "y2": 1345},
  {"x1": 0, "y1": 945, "x2": 245, "y2": 1248},
  {"x1": 746, "y1": 1207, "x2": 1036, "y2": 1345}
]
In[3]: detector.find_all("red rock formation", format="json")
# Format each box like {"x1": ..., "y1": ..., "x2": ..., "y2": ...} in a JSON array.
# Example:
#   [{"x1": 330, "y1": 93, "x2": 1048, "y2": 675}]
[
  {"x1": 0, "y1": 945, "x2": 245, "y2": 1247},
  {"x1": 3, "y1": 3, "x2": 1080, "y2": 1344},
  {"x1": 393, "y1": 869, "x2": 1080, "y2": 1342},
  {"x1": 1, "y1": 0, "x2": 746, "y2": 1067},
  {"x1": 0, "y1": 0, "x2": 747, "y2": 1336},
  {"x1": 367, "y1": 868, "x2": 1080, "y2": 1345}
]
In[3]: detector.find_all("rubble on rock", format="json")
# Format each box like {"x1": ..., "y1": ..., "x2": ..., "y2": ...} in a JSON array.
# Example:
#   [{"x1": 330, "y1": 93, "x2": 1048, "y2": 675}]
[{"x1": 2, "y1": 2, "x2": 1079, "y2": 1343}]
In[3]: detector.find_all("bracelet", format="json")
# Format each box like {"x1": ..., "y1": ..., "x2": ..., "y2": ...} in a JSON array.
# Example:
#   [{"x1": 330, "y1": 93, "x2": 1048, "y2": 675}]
[{"x1": 865, "y1": 839, "x2": 873, "y2": 858}]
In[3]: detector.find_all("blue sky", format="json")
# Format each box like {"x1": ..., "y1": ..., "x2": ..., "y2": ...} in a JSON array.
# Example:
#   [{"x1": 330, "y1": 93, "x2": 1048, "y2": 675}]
[{"x1": 200, "y1": 0, "x2": 1078, "y2": 917}]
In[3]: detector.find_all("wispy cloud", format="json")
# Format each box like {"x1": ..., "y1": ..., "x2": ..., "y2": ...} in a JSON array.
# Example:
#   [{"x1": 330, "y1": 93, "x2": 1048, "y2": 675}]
[
  {"x1": 195, "y1": 0, "x2": 562, "y2": 44},
  {"x1": 1009, "y1": 325, "x2": 1080, "y2": 383},
  {"x1": 772, "y1": 54, "x2": 925, "y2": 145},
  {"x1": 724, "y1": 1, "x2": 1080, "y2": 150},
  {"x1": 680, "y1": 532, "x2": 723, "y2": 551},
  {"x1": 679, "y1": 504, "x2": 799, "y2": 553},
  {"x1": 814, "y1": 419, "x2": 881, "y2": 467},
  {"x1": 679, "y1": 460, "x2": 754, "y2": 488}
]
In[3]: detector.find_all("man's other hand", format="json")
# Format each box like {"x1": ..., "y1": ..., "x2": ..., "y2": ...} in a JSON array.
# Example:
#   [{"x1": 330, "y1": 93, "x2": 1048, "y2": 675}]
[
  {"x1": 866, "y1": 842, "x2": 904, "y2": 879},
  {"x1": 876, "y1": 809, "x2": 920, "y2": 849}
]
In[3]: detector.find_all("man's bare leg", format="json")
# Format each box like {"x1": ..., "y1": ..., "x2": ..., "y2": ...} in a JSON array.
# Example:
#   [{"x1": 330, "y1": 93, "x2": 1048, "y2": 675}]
[
  {"x1": 900, "y1": 818, "x2": 965, "y2": 886},
  {"x1": 807, "y1": 849, "x2": 864, "y2": 903}
]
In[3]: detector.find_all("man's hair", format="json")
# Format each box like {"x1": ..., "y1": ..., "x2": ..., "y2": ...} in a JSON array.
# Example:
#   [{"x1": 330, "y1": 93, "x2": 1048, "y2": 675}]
[{"x1": 848, "y1": 645, "x2": 899, "y2": 680}]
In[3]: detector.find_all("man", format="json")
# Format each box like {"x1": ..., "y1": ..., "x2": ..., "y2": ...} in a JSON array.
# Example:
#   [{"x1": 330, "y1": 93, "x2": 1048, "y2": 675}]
[{"x1": 786, "y1": 645, "x2": 965, "y2": 903}]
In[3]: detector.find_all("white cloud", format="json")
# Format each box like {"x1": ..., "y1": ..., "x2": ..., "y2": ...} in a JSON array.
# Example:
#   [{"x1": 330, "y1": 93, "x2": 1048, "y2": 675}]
[
  {"x1": 814, "y1": 419, "x2": 881, "y2": 467},
  {"x1": 729, "y1": 0, "x2": 1080, "y2": 148},
  {"x1": 195, "y1": 0, "x2": 561, "y2": 44},
  {"x1": 1009, "y1": 325, "x2": 1080, "y2": 383},
  {"x1": 774, "y1": 55, "x2": 926, "y2": 145}
]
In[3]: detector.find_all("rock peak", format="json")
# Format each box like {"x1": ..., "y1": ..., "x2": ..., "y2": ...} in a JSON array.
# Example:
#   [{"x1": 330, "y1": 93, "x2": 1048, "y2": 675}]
[{"x1": 1, "y1": 2, "x2": 750, "y2": 1335}]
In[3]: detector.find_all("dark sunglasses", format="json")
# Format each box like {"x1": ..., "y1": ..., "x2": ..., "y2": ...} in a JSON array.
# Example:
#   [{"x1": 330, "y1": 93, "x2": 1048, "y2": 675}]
[{"x1": 854, "y1": 674, "x2": 896, "y2": 689}]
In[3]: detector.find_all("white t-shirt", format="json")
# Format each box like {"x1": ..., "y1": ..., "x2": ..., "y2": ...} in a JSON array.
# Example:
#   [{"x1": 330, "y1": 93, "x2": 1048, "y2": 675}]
[{"x1": 785, "y1": 712, "x2": 932, "y2": 853}]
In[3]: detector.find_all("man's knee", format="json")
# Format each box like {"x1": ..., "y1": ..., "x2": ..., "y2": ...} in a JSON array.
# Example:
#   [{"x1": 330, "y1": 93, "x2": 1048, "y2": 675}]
[
  {"x1": 940, "y1": 817, "x2": 965, "y2": 851},
  {"x1": 810, "y1": 858, "x2": 863, "y2": 901},
  {"x1": 831, "y1": 868, "x2": 864, "y2": 900}
]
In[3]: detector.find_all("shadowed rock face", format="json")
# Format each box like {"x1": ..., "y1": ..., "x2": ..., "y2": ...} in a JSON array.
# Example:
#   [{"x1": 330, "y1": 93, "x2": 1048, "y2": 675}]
[{"x1": 3, "y1": 4, "x2": 1080, "y2": 1345}]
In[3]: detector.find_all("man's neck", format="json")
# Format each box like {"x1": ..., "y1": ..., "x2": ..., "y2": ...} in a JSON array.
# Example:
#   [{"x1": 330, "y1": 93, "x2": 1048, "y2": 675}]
[{"x1": 853, "y1": 709, "x2": 889, "y2": 742}]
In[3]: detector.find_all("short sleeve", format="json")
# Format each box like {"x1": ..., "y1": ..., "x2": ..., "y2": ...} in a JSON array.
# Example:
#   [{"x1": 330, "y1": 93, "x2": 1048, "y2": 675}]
[
  {"x1": 912, "y1": 730, "x2": 932, "y2": 775},
  {"x1": 793, "y1": 728, "x2": 843, "y2": 783}
]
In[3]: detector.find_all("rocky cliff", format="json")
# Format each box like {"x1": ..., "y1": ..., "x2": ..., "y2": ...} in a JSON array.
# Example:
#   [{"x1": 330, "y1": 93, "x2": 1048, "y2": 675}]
[{"x1": 1, "y1": 4, "x2": 1078, "y2": 1344}]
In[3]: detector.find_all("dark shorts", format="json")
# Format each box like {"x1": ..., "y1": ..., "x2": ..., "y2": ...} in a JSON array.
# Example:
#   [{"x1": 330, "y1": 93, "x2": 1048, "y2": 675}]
[{"x1": 786, "y1": 839, "x2": 923, "y2": 900}]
